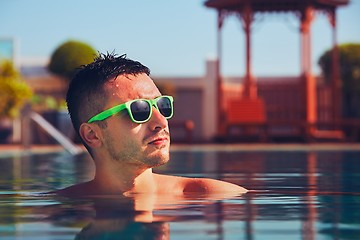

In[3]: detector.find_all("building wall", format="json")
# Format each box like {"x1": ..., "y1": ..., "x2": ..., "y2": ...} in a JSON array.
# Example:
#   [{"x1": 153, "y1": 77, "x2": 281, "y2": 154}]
[
  {"x1": 172, "y1": 88, "x2": 203, "y2": 142},
  {"x1": 154, "y1": 59, "x2": 218, "y2": 142},
  {"x1": 23, "y1": 59, "x2": 338, "y2": 142}
]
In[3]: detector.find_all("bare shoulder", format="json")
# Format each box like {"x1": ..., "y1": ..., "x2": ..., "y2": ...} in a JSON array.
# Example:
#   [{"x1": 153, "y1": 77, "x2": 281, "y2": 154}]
[
  {"x1": 153, "y1": 173, "x2": 247, "y2": 195},
  {"x1": 153, "y1": 173, "x2": 185, "y2": 194},
  {"x1": 182, "y1": 177, "x2": 248, "y2": 194}
]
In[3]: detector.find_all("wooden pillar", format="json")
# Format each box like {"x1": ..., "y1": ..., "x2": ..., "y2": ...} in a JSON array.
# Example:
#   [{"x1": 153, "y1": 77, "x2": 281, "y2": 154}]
[
  {"x1": 241, "y1": 4, "x2": 257, "y2": 99},
  {"x1": 328, "y1": 9, "x2": 342, "y2": 121},
  {"x1": 217, "y1": 10, "x2": 226, "y2": 135},
  {"x1": 300, "y1": 6, "x2": 317, "y2": 135}
]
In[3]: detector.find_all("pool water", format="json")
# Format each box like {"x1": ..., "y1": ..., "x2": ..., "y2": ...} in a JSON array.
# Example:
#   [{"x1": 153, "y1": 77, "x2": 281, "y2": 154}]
[{"x1": 0, "y1": 146, "x2": 360, "y2": 239}]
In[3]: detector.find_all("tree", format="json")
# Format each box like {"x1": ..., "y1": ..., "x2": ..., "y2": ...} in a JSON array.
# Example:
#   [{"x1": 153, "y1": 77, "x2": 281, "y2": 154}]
[
  {"x1": 0, "y1": 60, "x2": 32, "y2": 118},
  {"x1": 48, "y1": 40, "x2": 97, "y2": 79},
  {"x1": 318, "y1": 43, "x2": 360, "y2": 118}
]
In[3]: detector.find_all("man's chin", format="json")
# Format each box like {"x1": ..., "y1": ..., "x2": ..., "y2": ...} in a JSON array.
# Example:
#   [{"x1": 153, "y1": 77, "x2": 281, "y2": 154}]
[{"x1": 144, "y1": 146, "x2": 169, "y2": 166}]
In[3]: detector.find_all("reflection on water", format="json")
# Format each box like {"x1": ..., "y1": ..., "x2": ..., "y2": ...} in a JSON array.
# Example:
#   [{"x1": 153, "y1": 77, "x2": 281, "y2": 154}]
[{"x1": 0, "y1": 148, "x2": 360, "y2": 239}]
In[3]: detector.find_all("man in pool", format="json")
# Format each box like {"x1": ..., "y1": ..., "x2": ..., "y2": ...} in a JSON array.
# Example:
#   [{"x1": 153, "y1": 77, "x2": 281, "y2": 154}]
[{"x1": 56, "y1": 52, "x2": 247, "y2": 197}]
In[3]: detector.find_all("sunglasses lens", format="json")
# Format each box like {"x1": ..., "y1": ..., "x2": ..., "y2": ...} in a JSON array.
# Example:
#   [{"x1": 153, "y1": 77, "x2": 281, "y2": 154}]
[
  {"x1": 157, "y1": 97, "x2": 172, "y2": 118},
  {"x1": 130, "y1": 100, "x2": 151, "y2": 122}
]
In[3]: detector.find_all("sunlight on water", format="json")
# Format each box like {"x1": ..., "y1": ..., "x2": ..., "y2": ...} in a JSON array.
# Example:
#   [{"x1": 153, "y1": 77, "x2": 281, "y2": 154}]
[{"x1": 0, "y1": 148, "x2": 359, "y2": 239}]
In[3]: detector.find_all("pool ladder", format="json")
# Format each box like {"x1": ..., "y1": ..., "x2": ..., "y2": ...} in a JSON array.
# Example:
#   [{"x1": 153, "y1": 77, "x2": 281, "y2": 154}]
[{"x1": 22, "y1": 110, "x2": 83, "y2": 155}]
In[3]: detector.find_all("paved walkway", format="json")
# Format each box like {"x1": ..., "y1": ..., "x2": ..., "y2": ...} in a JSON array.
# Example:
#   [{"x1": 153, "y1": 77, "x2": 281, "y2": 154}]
[
  {"x1": 0, "y1": 144, "x2": 84, "y2": 155},
  {"x1": 170, "y1": 142, "x2": 360, "y2": 152}
]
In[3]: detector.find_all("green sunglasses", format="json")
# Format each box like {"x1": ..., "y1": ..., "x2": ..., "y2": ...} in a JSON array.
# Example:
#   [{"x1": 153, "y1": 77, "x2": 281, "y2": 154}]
[{"x1": 87, "y1": 95, "x2": 174, "y2": 124}]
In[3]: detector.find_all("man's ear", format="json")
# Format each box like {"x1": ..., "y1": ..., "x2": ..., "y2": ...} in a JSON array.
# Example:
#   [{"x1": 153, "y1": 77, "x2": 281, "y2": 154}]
[{"x1": 79, "y1": 123, "x2": 103, "y2": 148}]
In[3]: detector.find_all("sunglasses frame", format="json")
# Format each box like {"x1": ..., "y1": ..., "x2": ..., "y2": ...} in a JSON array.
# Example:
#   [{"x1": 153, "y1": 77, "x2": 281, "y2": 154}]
[{"x1": 87, "y1": 95, "x2": 174, "y2": 124}]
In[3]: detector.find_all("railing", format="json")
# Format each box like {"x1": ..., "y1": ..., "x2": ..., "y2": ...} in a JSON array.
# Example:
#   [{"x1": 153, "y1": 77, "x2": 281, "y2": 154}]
[
  {"x1": 225, "y1": 119, "x2": 360, "y2": 142},
  {"x1": 21, "y1": 105, "x2": 83, "y2": 155},
  {"x1": 29, "y1": 112, "x2": 83, "y2": 155}
]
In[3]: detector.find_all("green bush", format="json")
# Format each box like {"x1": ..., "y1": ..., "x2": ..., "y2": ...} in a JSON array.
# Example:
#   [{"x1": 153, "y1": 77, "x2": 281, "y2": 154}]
[
  {"x1": 0, "y1": 61, "x2": 32, "y2": 118},
  {"x1": 48, "y1": 40, "x2": 97, "y2": 79},
  {"x1": 30, "y1": 94, "x2": 67, "y2": 112},
  {"x1": 318, "y1": 43, "x2": 360, "y2": 93},
  {"x1": 318, "y1": 43, "x2": 360, "y2": 117}
]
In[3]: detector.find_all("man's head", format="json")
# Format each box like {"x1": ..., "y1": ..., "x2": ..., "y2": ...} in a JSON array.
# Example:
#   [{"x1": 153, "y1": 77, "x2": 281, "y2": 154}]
[
  {"x1": 66, "y1": 53, "x2": 150, "y2": 133},
  {"x1": 66, "y1": 53, "x2": 171, "y2": 167}
]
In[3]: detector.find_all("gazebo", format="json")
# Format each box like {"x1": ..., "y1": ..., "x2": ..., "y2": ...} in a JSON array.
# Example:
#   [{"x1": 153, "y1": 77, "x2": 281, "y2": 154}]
[{"x1": 204, "y1": 0, "x2": 349, "y2": 140}]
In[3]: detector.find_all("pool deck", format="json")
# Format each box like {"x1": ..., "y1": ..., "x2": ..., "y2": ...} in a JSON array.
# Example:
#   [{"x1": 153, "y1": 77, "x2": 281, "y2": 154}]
[
  {"x1": 0, "y1": 144, "x2": 75, "y2": 155},
  {"x1": 1, "y1": 143, "x2": 360, "y2": 155},
  {"x1": 171, "y1": 142, "x2": 360, "y2": 152}
]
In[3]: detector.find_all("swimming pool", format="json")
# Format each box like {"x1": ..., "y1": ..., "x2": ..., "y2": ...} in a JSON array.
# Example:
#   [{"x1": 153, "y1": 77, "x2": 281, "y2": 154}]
[{"x1": 0, "y1": 144, "x2": 359, "y2": 239}]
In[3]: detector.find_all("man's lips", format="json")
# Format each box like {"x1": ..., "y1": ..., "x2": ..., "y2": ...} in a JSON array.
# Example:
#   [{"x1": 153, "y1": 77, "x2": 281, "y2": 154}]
[
  {"x1": 148, "y1": 137, "x2": 168, "y2": 145},
  {"x1": 145, "y1": 130, "x2": 170, "y2": 145}
]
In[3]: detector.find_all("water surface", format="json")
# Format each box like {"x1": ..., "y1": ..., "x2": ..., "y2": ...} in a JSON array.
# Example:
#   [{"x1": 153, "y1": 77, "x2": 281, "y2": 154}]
[{"x1": 0, "y1": 146, "x2": 359, "y2": 239}]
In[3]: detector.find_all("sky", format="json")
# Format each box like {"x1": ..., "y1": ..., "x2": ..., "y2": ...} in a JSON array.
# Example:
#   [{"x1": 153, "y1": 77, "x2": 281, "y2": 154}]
[{"x1": 0, "y1": 0, "x2": 359, "y2": 77}]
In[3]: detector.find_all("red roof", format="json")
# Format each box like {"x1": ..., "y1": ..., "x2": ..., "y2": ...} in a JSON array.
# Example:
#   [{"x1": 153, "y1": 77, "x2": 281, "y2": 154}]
[{"x1": 204, "y1": 0, "x2": 349, "y2": 12}]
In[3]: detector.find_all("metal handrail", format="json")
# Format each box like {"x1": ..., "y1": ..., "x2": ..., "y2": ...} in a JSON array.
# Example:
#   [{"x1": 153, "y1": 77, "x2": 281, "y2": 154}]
[{"x1": 30, "y1": 112, "x2": 83, "y2": 155}]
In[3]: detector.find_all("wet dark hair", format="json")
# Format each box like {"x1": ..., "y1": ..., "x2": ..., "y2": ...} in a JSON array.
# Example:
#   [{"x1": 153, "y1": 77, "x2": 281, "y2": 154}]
[{"x1": 66, "y1": 52, "x2": 150, "y2": 141}]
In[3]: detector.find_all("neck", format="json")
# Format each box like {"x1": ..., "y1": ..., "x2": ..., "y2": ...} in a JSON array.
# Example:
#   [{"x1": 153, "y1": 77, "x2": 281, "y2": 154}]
[{"x1": 93, "y1": 163, "x2": 156, "y2": 195}]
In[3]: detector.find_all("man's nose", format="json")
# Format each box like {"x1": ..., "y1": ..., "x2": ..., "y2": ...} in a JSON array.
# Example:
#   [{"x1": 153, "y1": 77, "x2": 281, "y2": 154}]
[{"x1": 148, "y1": 106, "x2": 168, "y2": 130}]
